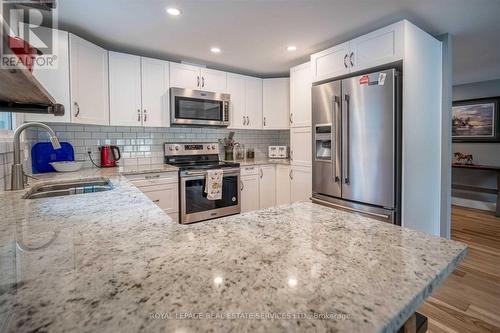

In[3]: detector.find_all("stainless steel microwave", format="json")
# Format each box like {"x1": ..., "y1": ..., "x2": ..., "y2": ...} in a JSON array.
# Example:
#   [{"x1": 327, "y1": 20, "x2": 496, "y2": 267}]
[{"x1": 170, "y1": 87, "x2": 230, "y2": 127}]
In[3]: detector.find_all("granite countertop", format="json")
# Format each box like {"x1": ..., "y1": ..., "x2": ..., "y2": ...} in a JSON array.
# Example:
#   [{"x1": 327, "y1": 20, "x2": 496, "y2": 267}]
[
  {"x1": 0, "y1": 163, "x2": 467, "y2": 333},
  {"x1": 229, "y1": 158, "x2": 290, "y2": 166}
]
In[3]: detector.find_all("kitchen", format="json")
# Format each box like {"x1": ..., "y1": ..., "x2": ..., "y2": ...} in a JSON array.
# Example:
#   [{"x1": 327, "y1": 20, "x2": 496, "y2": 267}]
[{"x1": 1, "y1": 1, "x2": 498, "y2": 333}]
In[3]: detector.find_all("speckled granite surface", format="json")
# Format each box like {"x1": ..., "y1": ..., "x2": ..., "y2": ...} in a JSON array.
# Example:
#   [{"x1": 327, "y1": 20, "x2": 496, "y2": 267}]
[{"x1": 0, "y1": 167, "x2": 466, "y2": 333}]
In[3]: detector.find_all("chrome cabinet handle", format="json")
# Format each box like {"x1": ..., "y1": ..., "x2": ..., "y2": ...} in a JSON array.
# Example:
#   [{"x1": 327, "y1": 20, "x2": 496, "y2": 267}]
[
  {"x1": 202, "y1": 76, "x2": 205, "y2": 88},
  {"x1": 344, "y1": 54, "x2": 349, "y2": 68},
  {"x1": 153, "y1": 199, "x2": 160, "y2": 203},
  {"x1": 344, "y1": 94, "x2": 350, "y2": 184},
  {"x1": 349, "y1": 52, "x2": 354, "y2": 67},
  {"x1": 74, "y1": 102, "x2": 80, "y2": 117},
  {"x1": 144, "y1": 109, "x2": 147, "y2": 122},
  {"x1": 137, "y1": 109, "x2": 141, "y2": 122},
  {"x1": 263, "y1": 117, "x2": 266, "y2": 127},
  {"x1": 197, "y1": 76, "x2": 200, "y2": 87},
  {"x1": 243, "y1": 116, "x2": 246, "y2": 126},
  {"x1": 289, "y1": 113, "x2": 293, "y2": 124},
  {"x1": 240, "y1": 180, "x2": 244, "y2": 191},
  {"x1": 145, "y1": 174, "x2": 160, "y2": 179},
  {"x1": 290, "y1": 150, "x2": 293, "y2": 161},
  {"x1": 259, "y1": 169, "x2": 263, "y2": 178},
  {"x1": 289, "y1": 169, "x2": 293, "y2": 180},
  {"x1": 246, "y1": 116, "x2": 250, "y2": 126}
]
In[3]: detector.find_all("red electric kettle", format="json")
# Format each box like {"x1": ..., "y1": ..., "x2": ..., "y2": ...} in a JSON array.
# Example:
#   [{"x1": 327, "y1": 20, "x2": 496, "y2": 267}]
[{"x1": 99, "y1": 145, "x2": 121, "y2": 167}]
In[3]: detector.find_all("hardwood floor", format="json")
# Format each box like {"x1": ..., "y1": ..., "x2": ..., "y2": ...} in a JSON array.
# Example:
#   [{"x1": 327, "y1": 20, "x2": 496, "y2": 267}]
[{"x1": 417, "y1": 206, "x2": 500, "y2": 333}]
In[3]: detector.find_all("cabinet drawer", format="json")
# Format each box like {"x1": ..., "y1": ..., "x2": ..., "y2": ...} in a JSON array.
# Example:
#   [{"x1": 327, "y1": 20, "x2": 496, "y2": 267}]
[
  {"x1": 141, "y1": 184, "x2": 179, "y2": 214},
  {"x1": 240, "y1": 165, "x2": 259, "y2": 176},
  {"x1": 127, "y1": 172, "x2": 178, "y2": 185}
]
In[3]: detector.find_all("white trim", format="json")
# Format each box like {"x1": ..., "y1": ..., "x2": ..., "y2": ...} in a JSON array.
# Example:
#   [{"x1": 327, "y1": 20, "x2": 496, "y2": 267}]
[{"x1": 452, "y1": 196, "x2": 496, "y2": 212}]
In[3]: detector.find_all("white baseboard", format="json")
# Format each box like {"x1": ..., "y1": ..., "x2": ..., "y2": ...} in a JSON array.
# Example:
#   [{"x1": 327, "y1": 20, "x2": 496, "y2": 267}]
[{"x1": 451, "y1": 197, "x2": 496, "y2": 212}]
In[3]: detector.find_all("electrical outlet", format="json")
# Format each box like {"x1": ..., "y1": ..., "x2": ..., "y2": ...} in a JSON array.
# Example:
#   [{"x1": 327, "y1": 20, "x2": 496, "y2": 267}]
[{"x1": 87, "y1": 148, "x2": 92, "y2": 154}]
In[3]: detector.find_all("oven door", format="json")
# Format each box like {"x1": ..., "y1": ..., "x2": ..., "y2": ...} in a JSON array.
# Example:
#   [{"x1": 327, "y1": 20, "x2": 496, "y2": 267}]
[
  {"x1": 180, "y1": 169, "x2": 241, "y2": 224},
  {"x1": 170, "y1": 88, "x2": 230, "y2": 126}
]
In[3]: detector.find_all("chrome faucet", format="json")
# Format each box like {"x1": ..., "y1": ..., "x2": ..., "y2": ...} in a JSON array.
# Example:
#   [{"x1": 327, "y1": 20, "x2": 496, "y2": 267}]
[{"x1": 11, "y1": 122, "x2": 61, "y2": 191}]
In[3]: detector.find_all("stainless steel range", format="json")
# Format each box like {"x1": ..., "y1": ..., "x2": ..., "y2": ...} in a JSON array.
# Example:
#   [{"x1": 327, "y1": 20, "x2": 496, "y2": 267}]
[{"x1": 165, "y1": 143, "x2": 241, "y2": 224}]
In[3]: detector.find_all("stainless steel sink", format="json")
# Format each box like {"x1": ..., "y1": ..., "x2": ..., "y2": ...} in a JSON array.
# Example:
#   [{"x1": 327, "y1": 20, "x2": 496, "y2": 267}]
[{"x1": 24, "y1": 178, "x2": 113, "y2": 199}]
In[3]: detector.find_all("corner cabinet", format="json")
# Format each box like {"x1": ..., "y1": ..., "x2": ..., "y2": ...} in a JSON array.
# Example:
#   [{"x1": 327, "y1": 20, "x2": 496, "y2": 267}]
[
  {"x1": 310, "y1": 21, "x2": 403, "y2": 82},
  {"x1": 69, "y1": 34, "x2": 109, "y2": 125},
  {"x1": 263, "y1": 78, "x2": 289, "y2": 129},
  {"x1": 228, "y1": 75, "x2": 263, "y2": 129}
]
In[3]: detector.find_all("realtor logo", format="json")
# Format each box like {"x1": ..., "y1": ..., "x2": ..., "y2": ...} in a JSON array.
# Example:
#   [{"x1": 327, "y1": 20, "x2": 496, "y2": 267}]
[{"x1": 1, "y1": 0, "x2": 59, "y2": 70}]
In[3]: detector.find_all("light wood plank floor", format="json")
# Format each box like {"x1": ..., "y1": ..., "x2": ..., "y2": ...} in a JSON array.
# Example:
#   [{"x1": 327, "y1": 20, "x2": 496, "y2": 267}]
[{"x1": 417, "y1": 206, "x2": 500, "y2": 333}]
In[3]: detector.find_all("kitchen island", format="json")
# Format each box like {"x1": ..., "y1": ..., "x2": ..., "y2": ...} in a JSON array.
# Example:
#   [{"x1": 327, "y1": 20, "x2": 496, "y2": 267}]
[{"x1": 0, "y1": 168, "x2": 467, "y2": 333}]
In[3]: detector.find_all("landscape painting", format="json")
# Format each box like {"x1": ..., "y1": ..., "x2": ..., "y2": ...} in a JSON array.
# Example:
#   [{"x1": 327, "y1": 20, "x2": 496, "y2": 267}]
[{"x1": 452, "y1": 98, "x2": 500, "y2": 142}]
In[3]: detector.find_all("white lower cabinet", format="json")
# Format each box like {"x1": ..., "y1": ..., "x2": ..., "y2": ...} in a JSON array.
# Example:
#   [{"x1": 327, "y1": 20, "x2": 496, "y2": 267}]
[
  {"x1": 126, "y1": 172, "x2": 179, "y2": 220},
  {"x1": 258, "y1": 165, "x2": 276, "y2": 209},
  {"x1": 276, "y1": 165, "x2": 291, "y2": 205},
  {"x1": 290, "y1": 166, "x2": 312, "y2": 202},
  {"x1": 241, "y1": 174, "x2": 260, "y2": 213}
]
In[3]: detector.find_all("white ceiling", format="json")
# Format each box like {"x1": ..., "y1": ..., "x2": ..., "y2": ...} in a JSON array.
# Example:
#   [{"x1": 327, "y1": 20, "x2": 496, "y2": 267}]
[{"x1": 55, "y1": 0, "x2": 500, "y2": 85}]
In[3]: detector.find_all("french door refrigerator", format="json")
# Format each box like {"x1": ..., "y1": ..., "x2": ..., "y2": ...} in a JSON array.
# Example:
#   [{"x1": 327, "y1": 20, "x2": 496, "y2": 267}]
[{"x1": 311, "y1": 68, "x2": 401, "y2": 224}]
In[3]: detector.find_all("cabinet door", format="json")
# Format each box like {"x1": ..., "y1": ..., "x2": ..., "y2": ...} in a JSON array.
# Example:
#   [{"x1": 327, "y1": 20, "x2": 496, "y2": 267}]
[
  {"x1": 290, "y1": 62, "x2": 312, "y2": 128},
  {"x1": 259, "y1": 165, "x2": 276, "y2": 209},
  {"x1": 310, "y1": 42, "x2": 350, "y2": 83},
  {"x1": 291, "y1": 166, "x2": 312, "y2": 202},
  {"x1": 275, "y1": 165, "x2": 291, "y2": 205},
  {"x1": 200, "y1": 68, "x2": 227, "y2": 92},
  {"x1": 349, "y1": 22, "x2": 403, "y2": 73},
  {"x1": 245, "y1": 76, "x2": 263, "y2": 129},
  {"x1": 227, "y1": 73, "x2": 246, "y2": 129},
  {"x1": 290, "y1": 126, "x2": 312, "y2": 167},
  {"x1": 141, "y1": 183, "x2": 179, "y2": 214},
  {"x1": 241, "y1": 174, "x2": 260, "y2": 213},
  {"x1": 169, "y1": 62, "x2": 200, "y2": 90},
  {"x1": 109, "y1": 52, "x2": 142, "y2": 126},
  {"x1": 141, "y1": 57, "x2": 170, "y2": 127},
  {"x1": 24, "y1": 28, "x2": 71, "y2": 123},
  {"x1": 263, "y1": 78, "x2": 289, "y2": 129},
  {"x1": 69, "y1": 34, "x2": 109, "y2": 125}
]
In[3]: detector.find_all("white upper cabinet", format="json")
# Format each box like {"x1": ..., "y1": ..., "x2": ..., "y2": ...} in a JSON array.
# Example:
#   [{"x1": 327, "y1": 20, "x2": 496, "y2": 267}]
[
  {"x1": 311, "y1": 42, "x2": 350, "y2": 83},
  {"x1": 141, "y1": 57, "x2": 170, "y2": 127},
  {"x1": 169, "y1": 62, "x2": 200, "y2": 90},
  {"x1": 24, "y1": 28, "x2": 71, "y2": 123},
  {"x1": 290, "y1": 62, "x2": 312, "y2": 128},
  {"x1": 109, "y1": 53, "x2": 170, "y2": 127},
  {"x1": 69, "y1": 34, "x2": 109, "y2": 125},
  {"x1": 263, "y1": 78, "x2": 289, "y2": 129},
  {"x1": 244, "y1": 76, "x2": 263, "y2": 129},
  {"x1": 227, "y1": 73, "x2": 246, "y2": 129},
  {"x1": 170, "y1": 63, "x2": 227, "y2": 92},
  {"x1": 109, "y1": 52, "x2": 142, "y2": 127},
  {"x1": 200, "y1": 68, "x2": 227, "y2": 92},
  {"x1": 310, "y1": 22, "x2": 403, "y2": 82},
  {"x1": 349, "y1": 21, "x2": 403, "y2": 72}
]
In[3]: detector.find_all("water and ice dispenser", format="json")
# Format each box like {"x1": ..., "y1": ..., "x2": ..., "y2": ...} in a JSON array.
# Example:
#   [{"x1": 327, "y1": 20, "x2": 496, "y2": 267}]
[{"x1": 315, "y1": 124, "x2": 332, "y2": 161}]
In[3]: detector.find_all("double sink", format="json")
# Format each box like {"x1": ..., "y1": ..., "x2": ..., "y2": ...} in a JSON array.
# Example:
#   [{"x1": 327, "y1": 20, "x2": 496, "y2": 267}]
[{"x1": 23, "y1": 178, "x2": 113, "y2": 199}]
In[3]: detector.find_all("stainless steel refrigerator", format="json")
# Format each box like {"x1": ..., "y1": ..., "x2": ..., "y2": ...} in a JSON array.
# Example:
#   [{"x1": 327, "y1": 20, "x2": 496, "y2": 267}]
[{"x1": 311, "y1": 68, "x2": 401, "y2": 224}]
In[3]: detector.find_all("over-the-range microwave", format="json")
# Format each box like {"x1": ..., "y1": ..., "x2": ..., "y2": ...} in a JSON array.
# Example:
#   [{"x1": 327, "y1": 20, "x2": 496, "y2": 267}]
[{"x1": 170, "y1": 87, "x2": 230, "y2": 127}]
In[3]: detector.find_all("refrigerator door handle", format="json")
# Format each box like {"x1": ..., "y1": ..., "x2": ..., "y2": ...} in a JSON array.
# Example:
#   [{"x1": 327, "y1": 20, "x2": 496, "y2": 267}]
[
  {"x1": 344, "y1": 94, "x2": 350, "y2": 184},
  {"x1": 333, "y1": 96, "x2": 341, "y2": 183}
]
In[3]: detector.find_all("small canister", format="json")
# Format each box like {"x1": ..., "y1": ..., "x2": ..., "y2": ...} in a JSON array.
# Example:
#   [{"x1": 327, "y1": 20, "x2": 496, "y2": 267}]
[{"x1": 246, "y1": 148, "x2": 255, "y2": 159}]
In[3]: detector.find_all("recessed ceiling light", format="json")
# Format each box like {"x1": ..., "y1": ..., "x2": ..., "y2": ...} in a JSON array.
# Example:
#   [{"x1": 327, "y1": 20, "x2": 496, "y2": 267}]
[
  {"x1": 210, "y1": 47, "x2": 221, "y2": 54},
  {"x1": 166, "y1": 7, "x2": 181, "y2": 16},
  {"x1": 287, "y1": 45, "x2": 297, "y2": 52}
]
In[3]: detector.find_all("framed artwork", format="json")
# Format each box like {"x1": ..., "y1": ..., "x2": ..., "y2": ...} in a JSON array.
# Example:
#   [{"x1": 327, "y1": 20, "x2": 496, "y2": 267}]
[{"x1": 452, "y1": 97, "x2": 500, "y2": 142}]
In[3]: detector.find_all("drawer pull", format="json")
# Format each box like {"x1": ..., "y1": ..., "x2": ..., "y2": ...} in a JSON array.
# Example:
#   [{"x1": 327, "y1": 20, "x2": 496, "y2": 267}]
[
  {"x1": 152, "y1": 199, "x2": 160, "y2": 203},
  {"x1": 145, "y1": 175, "x2": 161, "y2": 179}
]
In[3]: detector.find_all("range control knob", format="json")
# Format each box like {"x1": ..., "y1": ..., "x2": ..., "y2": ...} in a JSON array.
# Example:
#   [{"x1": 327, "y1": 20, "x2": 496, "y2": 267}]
[
  {"x1": 207, "y1": 145, "x2": 211, "y2": 150},
  {"x1": 175, "y1": 145, "x2": 180, "y2": 151},
  {"x1": 212, "y1": 145, "x2": 217, "y2": 150},
  {"x1": 169, "y1": 146, "x2": 174, "y2": 151}
]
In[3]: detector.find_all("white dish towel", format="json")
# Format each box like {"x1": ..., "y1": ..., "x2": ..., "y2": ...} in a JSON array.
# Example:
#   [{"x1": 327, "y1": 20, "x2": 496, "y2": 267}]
[{"x1": 205, "y1": 169, "x2": 223, "y2": 200}]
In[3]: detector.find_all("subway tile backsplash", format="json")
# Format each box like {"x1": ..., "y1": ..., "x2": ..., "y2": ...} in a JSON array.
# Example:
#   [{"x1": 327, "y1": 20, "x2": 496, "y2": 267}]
[{"x1": 27, "y1": 124, "x2": 290, "y2": 169}]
